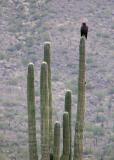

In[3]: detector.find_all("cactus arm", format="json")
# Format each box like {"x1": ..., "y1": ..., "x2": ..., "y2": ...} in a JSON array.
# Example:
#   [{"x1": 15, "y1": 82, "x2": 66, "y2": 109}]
[
  {"x1": 73, "y1": 37, "x2": 86, "y2": 160},
  {"x1": 27, "y1": 63, "x2": 38, "y2": 160},
  {"x1": 61, "y1": 112, "x2": 70, "y2": 160},
  {"x1": 44, "y1": 42, "x2": 53, "y2": 153},
  {"x1": 53, "y1": 121, "x2": 60, "y2": 160},
  {"x1": 65, "y1": 90, "x2": 72, "y2": 160},
  {"x1": 40, "y1": 62, "x2": 50, "y2": 160}
]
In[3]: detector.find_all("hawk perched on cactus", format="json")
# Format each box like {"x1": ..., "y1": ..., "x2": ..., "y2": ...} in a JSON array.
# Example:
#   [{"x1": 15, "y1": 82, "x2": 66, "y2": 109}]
[{"x1": 80, "y1": 21, "x2": 88, "y2": 39}]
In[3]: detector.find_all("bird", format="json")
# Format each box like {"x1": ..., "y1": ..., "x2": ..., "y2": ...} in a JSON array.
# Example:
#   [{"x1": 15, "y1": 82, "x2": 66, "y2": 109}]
[{"x1": 80, "y1": 22, "x2": 88, "y2": 39}]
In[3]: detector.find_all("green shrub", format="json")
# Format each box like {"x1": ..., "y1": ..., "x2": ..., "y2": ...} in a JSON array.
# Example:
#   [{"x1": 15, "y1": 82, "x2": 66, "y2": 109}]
[
  {"x1": 0, "y1": 53, "x2": 6, "y2": 60},
  {"x1": 25, "y1": 37, "x2": 34, "y2": 47},
  {"x1": 85, "y1": 123, "x2": 104, "y2": 136},
  {"x1": 59, "y1": 27, "x2": 65, "y2": 32},
  {"x1": 85, "y1": 123, "x2": 93, "y2": 132},
  {"x1": 96, "y1": 114, "x2": 106, "y2": 123},
  {"x1": 84, "y1": 131, "x2": 93, "y2": 138},
  {"x1": 8, "y1": 78, "x2": 18, "y2": 86},
  {"x1": 92, "y1": 126, "x2": 104, "y2": 136},
  {"x1": 86, "y1": 57, "x2": 93, "y2": 64},
  {"x1": 95, "y1": 90, "x2": 107, "y2": 100},
  {"x1": 109, "y1": 134, "x2": 114, "y2": 142},
  {"x1": 96, "y1": 107, "x2": 104, "y2": 113},
  {"x1": 84, "y1": 147, "x2": 93, "y2": 155},
  {"x1": 109, "y1": 88, "x2": 114, "y2": 94},
  {"x1": 112, "y1": 124, "x2": 114, "y2": 132},
  {"x1": 104, "y1": 143, "x2": 114, "y2": 159}
]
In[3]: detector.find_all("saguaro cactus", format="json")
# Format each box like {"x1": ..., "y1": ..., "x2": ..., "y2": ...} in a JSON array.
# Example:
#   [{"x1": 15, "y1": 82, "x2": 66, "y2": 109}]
[
  {"x1": 27, "y1": 63, "x2": 38, "y2": 160},
  {"x1": 40, "y1": 62, "x2": 49, "y2": 160},
  {"x1": 53, "y1": 121, "x2": 60, "y2": 160},
  {"x1": 61, "y1": 112, "x2": 70, "y2": 160},
  {"x1": 44, "y1": 42, "x2": 53, "y2": 152},
  {"x1": 65, "y1": 90, "x2": 72, "y2": 160},
  {"x1": 73, "y1": 36, "x2": 86, "y2": 160}
]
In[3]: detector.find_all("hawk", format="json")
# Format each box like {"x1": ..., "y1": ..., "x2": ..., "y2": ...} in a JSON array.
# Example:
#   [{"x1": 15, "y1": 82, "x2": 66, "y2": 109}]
[{"x1": 80, "y1": 22, "x2": 88, "y2": 39}]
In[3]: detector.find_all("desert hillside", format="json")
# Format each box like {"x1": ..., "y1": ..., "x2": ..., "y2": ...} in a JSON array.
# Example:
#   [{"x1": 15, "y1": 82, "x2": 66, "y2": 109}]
[{"x1": 0, "y1": 0, "x2": 114, "y2": 159}]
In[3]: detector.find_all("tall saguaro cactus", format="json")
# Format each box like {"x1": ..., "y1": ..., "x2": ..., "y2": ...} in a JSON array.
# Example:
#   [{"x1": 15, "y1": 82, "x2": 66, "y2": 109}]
[
  {"x1": 27, "y1": 63, "x2": 38, "y2": 160},
  {"x1": 65, "y1": 90, "x2": 72, "y2": 160},
  {"x1": 53, "y1": 121, "x2": 60, "y2": 160},
  {"x1": 40, "y1": 62, "x2": 50, "y2": 160},
  {"x1": 73, "y1": 37, "x2": 86, "y2": 160},
  {"x1": 44, "y1": 42, "x2": 53, "y2": 153},
  {"x1": 61, "y1": 112, "x2": 70, "y2": 160}
]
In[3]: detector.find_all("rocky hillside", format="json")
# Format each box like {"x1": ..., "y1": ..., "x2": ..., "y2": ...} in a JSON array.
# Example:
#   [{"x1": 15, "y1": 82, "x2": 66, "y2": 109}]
[{"x1": 0, "y1": 0, "x2": 114, "y2": 159}]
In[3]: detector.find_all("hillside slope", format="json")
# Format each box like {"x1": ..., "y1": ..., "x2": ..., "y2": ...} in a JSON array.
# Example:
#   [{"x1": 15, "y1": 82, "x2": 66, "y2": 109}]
[{"x1": 0, "y1": 0, "x2": 114, "y2": 159}]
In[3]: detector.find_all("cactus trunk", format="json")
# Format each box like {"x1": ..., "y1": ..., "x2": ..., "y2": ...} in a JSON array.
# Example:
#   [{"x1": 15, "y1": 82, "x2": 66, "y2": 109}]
[
  {"x1": 44, "y1": 42, "x2": 53, "y2": 153},
  {"x1": 73, "y1": 37, "x2": 86, "y2": 160},
  {"x1": 65, "y1": 90, "x2": 72, "y2": 160},
  {"x1": 61, "y1": 112, "x2": 70, "y2": 160},
  {"x1": 53, "y1": 121, "x2": 60, "y2": 160},
  {"x1": 27, "y1": 63, "x2": 38, "y2": 160},
  {"x1": 40, "y1": 62, "x2": 50, "y2": 160}
]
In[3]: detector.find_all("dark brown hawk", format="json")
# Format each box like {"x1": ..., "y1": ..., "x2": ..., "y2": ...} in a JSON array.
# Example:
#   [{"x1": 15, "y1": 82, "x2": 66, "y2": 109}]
[{"x1": 80, "y1": 22, "x2": 88, "y2": 39}]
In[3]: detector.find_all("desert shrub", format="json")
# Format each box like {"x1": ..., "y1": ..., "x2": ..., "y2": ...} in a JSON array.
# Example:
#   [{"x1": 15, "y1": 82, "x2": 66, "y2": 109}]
[
  {"x1": 0, "y1": 123, "x2": 9, "y2": 130},
  {"x1": 96, "y1": 32, "x2": 102, "y2": 37},
  {"x1": 8, "y1": 21, "x2": 22, "y2": 33},
  {"x1": 84, "y1": 147, "x2": 93, "y2": 155},
  {"x1": 96, "y1": 107, "x2": 104, "y2": 113},
  {"x1": 109, "y1": 88, "x2": 114, "y2": 94},
  {"x1": 0, "y1": 53, "x2": 6, "y2": 60},
  {"x1": 96, "y1": 32, "x2": 109, "y2": 39},
  {"x1": 14, "y1": 43, "x2": 22, "y2": 50},
  {"x1": 104, "y1": 143, "x2": 114, "y2": 159},
  {"x1": 84, "y1": 131, "x2": 93, "y2": 139},
  {"x1": 85, "y1": 123, "x2": 104, "y2": 136},
  {"x1": 59, "y1": 27, "x2": 65, "y2": 32},
  {"x1": 86, "y1": 82, "x2": 94, "y2": 90},
  {"x1": 95, "y1": 90, "x2": 107, "y2": 101},
  {"x1": 112, "y1": 124, "x2": 114, "y2": 132},
  {"x1": 92, "y1": 126, "x2": 104, "y2": 136},
  {"x1": 86, "y1": 57, "x2": 93, "y2": 64},
  {"x1": 109, "y1": 134, "x2": 114, "y2": 143},
  {"x1": 96, "y1": 114, "x2": 106, "y2": 123},
  {"x1": 7, "y1": 46, "x2": 17, "y2": 52},
  {"x1": 85, "y1": 123, "x2": 93, "y2": 132},
  {"x1": 8, "y1": 78, "x2": 18, "y2": 86},
  {"x1": 25, "y1": 36, "x2": 34, "y2": 48},
  {"x1": 16, "y1": 147, "x2": 29, "y2": 160},
  {"x1": 0, "y1": 97, "x2": 20, "y2": 106}
]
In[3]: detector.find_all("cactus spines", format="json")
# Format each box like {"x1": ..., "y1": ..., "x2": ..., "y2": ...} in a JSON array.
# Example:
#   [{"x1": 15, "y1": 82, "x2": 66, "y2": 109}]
[
  {"x1": 44, "y1": 41, "x2": 53, "y2": 153},
  {"x1": 40, "y1": 61, "x2": 49, "y2": 160},
  {"x1": 61, "y1": 112, "x2": 70, "y2": 160},
  {"x1": 27, "y1": 63, "x2": 38, "y2": 160},
  {"x1": 53, "y1": 121, "x2": 60, "y2": 160},
  {"x1": 73, "y1": 36, "x2": 86, "y2": 160},
  {"x1": 65, "y1": 90, "x2": 72, "y2": 160}
]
